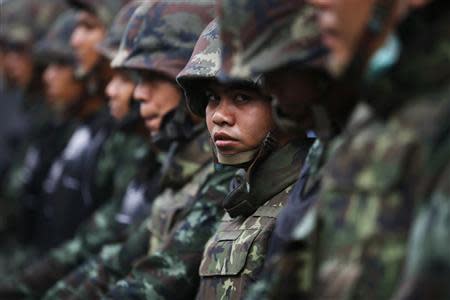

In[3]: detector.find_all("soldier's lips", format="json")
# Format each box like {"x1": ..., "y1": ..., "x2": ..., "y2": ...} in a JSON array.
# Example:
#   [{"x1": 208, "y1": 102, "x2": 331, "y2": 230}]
[{"x1": 213, "y1": 132, "x2": 240, "y2": 150}]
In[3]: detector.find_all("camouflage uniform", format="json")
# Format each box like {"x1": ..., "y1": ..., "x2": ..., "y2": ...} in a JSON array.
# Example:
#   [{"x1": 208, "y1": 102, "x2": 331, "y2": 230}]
[
  {"x1": 177, "y1": 19, "x2": 312, "y2": 300},
  {"x1": 215, "y1": 1, "x2": 339, "y2": 299},
  {"x1": 221, "y1": 0, "x2": 450, "y2": 299}
]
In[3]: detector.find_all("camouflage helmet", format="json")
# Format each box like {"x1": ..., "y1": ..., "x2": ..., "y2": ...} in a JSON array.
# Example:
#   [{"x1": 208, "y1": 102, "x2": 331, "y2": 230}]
[
  {"x1": 176, "y1": 20, "x2": 221, "y2": 117},
  {"x1": 111, "y1": 0, "x2": 215, "y2": 80},
  {"x1": 66, "y1": 0, "x2": 130, "y2": 27},
  {"x1": 96, "y1": 1, "x2": 141, "y2": 61},
  {"x1": 34, "y1": 10, "x2": 78, "y2": 65},
  {"x1": 217, "y1": 0, "x2": 327, "y2": 79},
  {"x1": 0, "y1": 0, "x2": 67, "y2": 47}
]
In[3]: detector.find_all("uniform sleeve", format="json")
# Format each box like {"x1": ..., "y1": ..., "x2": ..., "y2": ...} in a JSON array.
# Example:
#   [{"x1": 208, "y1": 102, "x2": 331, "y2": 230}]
[
  {"x1": 13, "y1": 199, "x2": 126, "y2": 297},
  {"x1": 43, "y1": 221, "x2": 152, "y2": 300},
  {"x1": 104, "y1": 170, "x2": 233, "y2": 300},
  {"x1": 11, "y1": 137, "x2": 151, "y2": 297}
]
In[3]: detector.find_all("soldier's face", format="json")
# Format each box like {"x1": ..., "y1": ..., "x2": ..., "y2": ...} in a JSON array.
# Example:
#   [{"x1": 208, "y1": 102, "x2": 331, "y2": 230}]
[
  {"x1": 4, "y1": 48, "x2": 33, "y2": 88},
  {"x1": 43, "y1": 62, "x2": 83, "y2": 110},
  {"x1": 205, "y1": 82, "x2": 273, "y2": 156},
  {"x1": 106, "y1": 70, "x2": 135, "y2": 121},
  {"x1": 308, "y1": 0, "x2": 377, "y2": 75},
  {"x1": 70, "y1": 12, "x2": 106, "y2": 75},
  {"x1": 133, "y1": 72, "x2": 181, "y2": 135}
]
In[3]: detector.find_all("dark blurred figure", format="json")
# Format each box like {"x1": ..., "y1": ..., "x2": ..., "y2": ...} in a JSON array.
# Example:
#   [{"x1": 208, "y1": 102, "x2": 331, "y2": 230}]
[
  {"x1": 31, "y1": 0, "x2": 131, "y2": 251},
  {"x1": 0, "y1": 0, "x2": 66, "y2": 184}
]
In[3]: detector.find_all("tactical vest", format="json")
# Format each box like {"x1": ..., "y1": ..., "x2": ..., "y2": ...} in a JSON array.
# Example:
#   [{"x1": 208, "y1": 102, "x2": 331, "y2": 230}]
[
  {"x1": 148, "y1": 130, "x2": 214, "y2": 253},
  {"x1": 196, "y1": 142, "x2": 306, "y2": 300}
]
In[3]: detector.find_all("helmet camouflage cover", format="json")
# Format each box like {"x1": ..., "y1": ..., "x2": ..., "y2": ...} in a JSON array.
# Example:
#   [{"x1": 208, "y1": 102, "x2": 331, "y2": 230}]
[
  {"x1": 34, "y1": 10, "x2": 78, "y2": 65},
  {"x1": 0, "y1": 0, "x2": 67, "y2": 46},
  {"x1": 178, "y1": 19, "x2": 267, "y2": 118},
  {"x1": 177, "y1": 19, "x2": 221, "y2": 117},
  {"x1": 217, "y1": 0, "x2": 327, "y2": 79},
  {"x1": 67, "y1": 0, "x2": 130, "y2": 27},
  {"x1": 111, "y1": 0, "x2": 215, "y2": 80},
  {"x1": 96, "y1": 1, "x2": 141, "y2": 61}
]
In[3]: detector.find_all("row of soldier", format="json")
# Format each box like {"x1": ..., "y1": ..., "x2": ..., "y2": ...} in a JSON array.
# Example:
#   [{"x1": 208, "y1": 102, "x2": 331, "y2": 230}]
[{"x1": 0, "y1": 0, "x2": 448, "y2": 299}]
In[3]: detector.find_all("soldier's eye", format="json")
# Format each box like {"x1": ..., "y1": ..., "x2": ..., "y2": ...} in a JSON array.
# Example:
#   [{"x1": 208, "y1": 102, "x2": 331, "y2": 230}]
[
  {"x1": 234, "y1": 93, "x2": 251, "y2": 104},
  {"x1": 205, "y1": 89, "x2": 220, "y2": 103}
]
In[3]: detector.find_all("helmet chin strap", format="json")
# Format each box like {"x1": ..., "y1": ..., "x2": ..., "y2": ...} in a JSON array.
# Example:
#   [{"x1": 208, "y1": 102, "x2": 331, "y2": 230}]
[{"x1": 212, "y1": 130, "x2": 279, "y2": 166}]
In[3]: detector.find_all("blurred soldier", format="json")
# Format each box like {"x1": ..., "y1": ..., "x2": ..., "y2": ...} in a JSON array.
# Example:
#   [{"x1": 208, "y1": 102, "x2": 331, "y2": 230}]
[
  {"x1": 1, "y1": 9, "x2": 81, "y2": 240},
  {"x1": 0, "y1": 3, "x2": 159, "y2": 298},
  {"x1": 0, "y1": 0, "x2": 66, "y2": 185},
  {"x1": 29, "y1": 0, "x2": 132, "y2": 251},
  {"x1": 0, "y1": 9, "x2": 83, "y2": 278},
  {"x1": 304, "y1": 0, "x2": 449, "y2": 298},
  {"x1": 220, "y1": 0, "x2": 450, "y2": 299}
]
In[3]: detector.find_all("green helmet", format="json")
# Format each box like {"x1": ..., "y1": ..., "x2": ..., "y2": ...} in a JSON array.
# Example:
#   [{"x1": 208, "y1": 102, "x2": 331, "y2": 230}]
[
  {"x1": 217, "y1": 0, "x2": 327, "y2": 80},
  {"x1": 66, "y1": 0, "x2": 130, "y2": 28},
  {"x1": 111, "y1": 0, "x2": 215, "y2": 80},
  {"x1": 178, "y1": 19, "x2": 264, "y2": 118},
  {"x1": 0, "y1": 0, "x2": 67, "y2": 47},
  {"x1": 34, "y1": 11, "x2": 78, "y2": 65},
  {"x1": 96, "y1": 1, "x2": 141, "y2": 61}
]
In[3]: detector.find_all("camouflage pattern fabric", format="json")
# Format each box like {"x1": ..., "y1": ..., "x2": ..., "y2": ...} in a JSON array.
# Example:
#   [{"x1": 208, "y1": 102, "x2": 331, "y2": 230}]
[
  {"x1": 177, "y1": 19, "x2": 222, "y2": 118},
  {"x1": 96, "y1": 1, "x2": 141, "y2": 61},
  {"x1": 311, "y1": 4, "x2": 450, "y2": 298},
  {"x1": 33, "y1": 10, "x2": 78, "y2": 64},
  {"x1": 195, "y1": 142, "x2": 305, "y2": 300},
  {"x1": 246, "y1": 3, "x2": 450, "y2": 300},
  {"x1": 42, "y1": 129, "x2": 217, "y2": 300},
  {"x1": 0, "y1": 0, "x2": 67, "y2": 46},
  {"x1": 217, "y1": 0, "x2": 325, "y2": 79},
  {"x1": 103, "y1": 164, "x2": 235, "y2": 300},
  {"x1": 111, "y1": 0, "x2": 215, "y2": 78}
]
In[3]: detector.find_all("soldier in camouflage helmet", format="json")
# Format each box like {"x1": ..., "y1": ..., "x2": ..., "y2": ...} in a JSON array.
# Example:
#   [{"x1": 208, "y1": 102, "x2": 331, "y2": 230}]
[
  {"x1": 219, "y1": 0, "x2": 450, "y2": 299},
  {"x1": 179, "y1": 20, "x2": 311, "y2": 300},
  {"x1": 288, "y1": 0, "x2": 450, "y2": 299},
  {"x1": 34, "y1": 11, "x2": 84, "y2": 115},
  {"x1": 215, "y1": 2, "x2": 359, "y2": 299},
  {"x1": 0, "y1": 0, "x2": 66, "y2": 89}
]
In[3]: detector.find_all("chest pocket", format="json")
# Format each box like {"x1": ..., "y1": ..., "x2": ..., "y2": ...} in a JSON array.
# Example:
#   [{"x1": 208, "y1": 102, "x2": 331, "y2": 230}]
[
  {"x1": 199, "y1": 190, "x2": 286, "y2": 277},
  {"x1": 199, "y1": 226, "x2": 261, "y2": 276}
]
